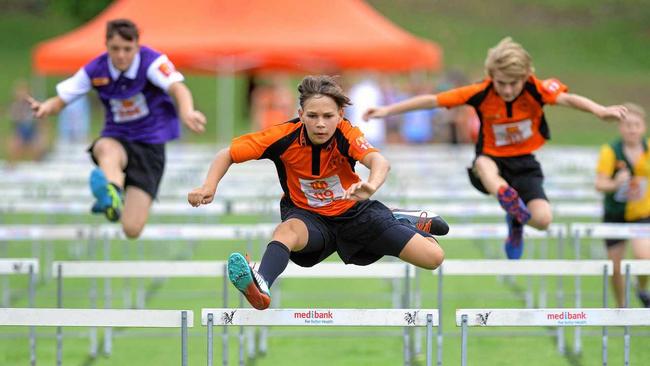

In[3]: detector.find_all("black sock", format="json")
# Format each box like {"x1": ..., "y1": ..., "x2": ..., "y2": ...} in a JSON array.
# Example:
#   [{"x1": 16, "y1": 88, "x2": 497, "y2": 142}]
[{"x1": 258, "y1": 241, "x2": 290, "y2": 287}]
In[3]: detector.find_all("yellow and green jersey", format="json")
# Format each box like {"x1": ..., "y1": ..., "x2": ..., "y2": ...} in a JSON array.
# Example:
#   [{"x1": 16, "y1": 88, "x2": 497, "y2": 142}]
[{"x1": 596, "y1": 138, "x2": 650, "y2": 221}]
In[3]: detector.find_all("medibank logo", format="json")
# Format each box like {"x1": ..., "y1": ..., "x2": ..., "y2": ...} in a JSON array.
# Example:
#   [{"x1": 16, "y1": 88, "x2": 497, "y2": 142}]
[
  {"x1": 294, "y1": 310, "x2": 333, "y2": 319},
  {"x1": 547, "y1": 311, "x2": 587, "y2": 320}
]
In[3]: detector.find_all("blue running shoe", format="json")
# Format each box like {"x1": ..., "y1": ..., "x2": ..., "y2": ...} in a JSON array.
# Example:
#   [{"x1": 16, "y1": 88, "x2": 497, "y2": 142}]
[
  {"x1": 89, "y1": 168, "x2": 123, "y2": 222},
  {"x1": 228, "y1": 253, "x2": 271, "y2": 310},
  {"x1": 504, "y1": 214, "x2": 525, "y2": 259},
  {"x1": 497, "y1": 186, "x2": 531, "y2": 225}
]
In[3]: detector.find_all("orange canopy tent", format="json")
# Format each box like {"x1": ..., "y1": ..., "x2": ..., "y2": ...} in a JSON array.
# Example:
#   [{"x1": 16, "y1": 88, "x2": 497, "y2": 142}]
[{"x1": 32, "y1": 0, "x2": 442, "y2": 75}]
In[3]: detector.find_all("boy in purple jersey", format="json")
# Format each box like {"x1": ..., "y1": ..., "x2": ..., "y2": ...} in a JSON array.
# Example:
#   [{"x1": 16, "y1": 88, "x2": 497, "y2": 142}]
[{"x1": 29, "y1": 19, "x2": 206, "y2": 238}]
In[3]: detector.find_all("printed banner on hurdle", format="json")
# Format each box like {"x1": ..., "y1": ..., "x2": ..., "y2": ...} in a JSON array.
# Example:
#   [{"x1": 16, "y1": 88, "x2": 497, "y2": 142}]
[
  {"x1": 456, "y1": 308, "x2": 650, "y2": 327},
  {"x1": 202, "y1": 308, "x2": 438, "y2": 327}
]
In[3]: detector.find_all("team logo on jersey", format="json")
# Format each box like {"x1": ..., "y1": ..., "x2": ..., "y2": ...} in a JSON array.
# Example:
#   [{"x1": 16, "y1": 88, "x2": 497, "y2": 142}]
[
  {"x1": 158, "y1": 62, "x2": 176, "y2": 77},
  {"x1": 542, "y1": 79, "x2": 562, "y2": 94},
  {"x1": 91, "y1": 77, "x2": 110, "y2": 86}
]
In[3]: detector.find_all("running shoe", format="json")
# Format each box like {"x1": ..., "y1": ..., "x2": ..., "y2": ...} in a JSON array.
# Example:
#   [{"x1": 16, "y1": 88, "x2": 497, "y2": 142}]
[
  {"x1": 497, "y1": 186, "x2": 531, "y2": 225},
  {"x1": 392, "y1": 209, "x2": 449, "y2": 236},
  {"x1": 228, "y1": 253, "x2": 271, "y2": 310},
  {"x1": 89, "y1": 168, "x2": 123, "y2": 222},
  {"x1": 504, "y1": 213, "x2": 525, "y2": 259}
]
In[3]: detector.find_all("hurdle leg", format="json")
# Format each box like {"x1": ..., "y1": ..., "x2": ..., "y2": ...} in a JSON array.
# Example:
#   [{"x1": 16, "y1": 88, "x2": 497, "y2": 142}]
[
  {"x1": 460, "y1": 314, "x2": 468, "y2": 366},
  {"x1": 426, "y1": 313, "x2": 433, "y2": 366},
  {"x1": 624, "y1": 264, "x2": 631, "y2": 366},
  {"x1": 238, "y1": 294, "x2": 245, "y2": 366},
  {"x1": 602, "y1": 264, "x2": 608, "y2": 366},
  {"x1": 181, "y1": 311, "x2": 188, "y2": 366},
  {"x1": 414, "y1": 268, "x2": 422, "y2": 356},
  {"x1": 103, "y1": 234, "x2": 113, "y2": 356},
  {"x1": 437, "y1": 266, "x2": 443, "y2": 366},
  {"x1": 207, "y1": 313, "x2": 214, "y2": 366},
  {"x1": 136, "y1": 241, "x2": 145, "y2": 309},
  {"x1": 88, "y1": 234, "x2": 98, "y2": 357},
  {"x1": 28, "y1": 264, "x2": 36, "y2": 366},
  {"x1": 402, "y1": 265, "x2": 411, "y2": 366},
  {"x1": 1, "y1": 241, "x2": 8, "y2": 307},
  {"x1": 556, "y1": 231, "x2": 565, "y2": 355},
  {"x1": 222, "y1": 264, "x2": 229, "y2": 366},
  {"x1": 56, "y1": 263, "x2": 63, "y2": 366},
  {"x1": 574, "y1": 234, "x2": 582, "y2": 354}
]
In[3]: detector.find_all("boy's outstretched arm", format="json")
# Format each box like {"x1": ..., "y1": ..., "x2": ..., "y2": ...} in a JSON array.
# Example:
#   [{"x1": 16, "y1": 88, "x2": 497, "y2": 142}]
[
  {"x1": 27, "y1": 95, "x2": 66, "y2": 119},
  {"x1": 363, "y1": 94, "x2": 439, "y2": 121},
  {"x1": 168, "y1": 82, "x2": 207, "y2": 133},
  {"x1": 188, "y1": 147, "x2": 234, "y2": 207},
  {"x1": 343, "y1": 151, "x2": 390, "y2": 201},
  {"x1": 555, "y1": 92, "x2": 627, "y2": 121}
]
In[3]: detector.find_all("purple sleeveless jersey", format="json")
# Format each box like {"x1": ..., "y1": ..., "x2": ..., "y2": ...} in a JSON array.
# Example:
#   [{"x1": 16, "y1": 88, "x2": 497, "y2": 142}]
[{"x1": 84, "y1": 47, "x2": 180, "y2": 144}]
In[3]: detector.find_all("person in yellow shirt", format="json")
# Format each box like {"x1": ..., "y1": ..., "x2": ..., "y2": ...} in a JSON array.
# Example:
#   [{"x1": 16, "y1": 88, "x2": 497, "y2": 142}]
[{"x1": 595, "y1": 103, "x2": 650, "y2": 307}]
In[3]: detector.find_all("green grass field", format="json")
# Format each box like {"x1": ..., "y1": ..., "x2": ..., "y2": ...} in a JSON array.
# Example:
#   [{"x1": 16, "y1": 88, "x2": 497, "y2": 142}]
[{"x1": 1, "y1": 1, "x2": 650, "y2": 365}]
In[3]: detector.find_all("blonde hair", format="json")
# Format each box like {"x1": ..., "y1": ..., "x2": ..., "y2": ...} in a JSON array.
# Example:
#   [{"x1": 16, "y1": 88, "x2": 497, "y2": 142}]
[
  {"x1": 624, "y1": 103, "x2": 646, "y2": 120},
  {"x1": 485, "y1": 37, "x2": 534, "y2": 78}
]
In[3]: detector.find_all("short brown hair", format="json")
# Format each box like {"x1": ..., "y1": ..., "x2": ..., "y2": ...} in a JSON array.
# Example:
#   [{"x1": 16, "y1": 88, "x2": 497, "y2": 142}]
[
  {"x1": 484, "y1": 37, "x2": 534, "y2": 78},
  {"x1": 106, "y1": 19, "x2": 139, "y2": 42},
  {"x1": 298, "y1": 75, "x2": 351, "y2": 109}
]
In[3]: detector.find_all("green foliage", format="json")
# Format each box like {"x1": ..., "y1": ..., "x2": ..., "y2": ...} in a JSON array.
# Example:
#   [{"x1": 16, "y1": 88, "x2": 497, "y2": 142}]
[{"x1": 48, "y1": 0, "x2": 113, "y2": 22}]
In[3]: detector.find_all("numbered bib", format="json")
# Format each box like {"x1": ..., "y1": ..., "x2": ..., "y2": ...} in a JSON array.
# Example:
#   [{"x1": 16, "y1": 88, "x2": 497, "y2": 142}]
[
  {"x1": 492, "y1": 119, "x2": 533, "y2": 146},
  {"x1": 299, "y1": 175, "x2": 345, "y2": 208},
  {"x1": 109, "y1": 93, "x2": 150, "y2": 123}
]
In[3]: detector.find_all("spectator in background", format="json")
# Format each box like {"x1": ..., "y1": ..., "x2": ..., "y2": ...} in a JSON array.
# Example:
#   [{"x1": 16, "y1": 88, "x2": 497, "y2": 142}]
[
  {"x1": 595, "y1": 103, "x2": 650, "y2": 308},
  {"x1": 251, "y1": 74, "x2": 295, "y2": 131},
  {"x1": 400, "y1": 77, "x2": 436, "y2": 143},
  {"x1": 58, "y1": 95, "x2": 90, "y2": 144},
  {"x1": 433, "y1": 71, "x2": 480, "y2": 144},
  {"x1": 346, "y1": 74, "x2": 385, "y2": 146},
  {"x1": 7, "y1": 79, "x2": 48, "y2": 166}
]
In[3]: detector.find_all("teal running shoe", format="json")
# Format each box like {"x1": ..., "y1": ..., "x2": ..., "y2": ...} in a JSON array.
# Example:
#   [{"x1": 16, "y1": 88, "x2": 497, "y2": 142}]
[{"x1": 228, "y1": 253, "x2": 271, "y2": 310}]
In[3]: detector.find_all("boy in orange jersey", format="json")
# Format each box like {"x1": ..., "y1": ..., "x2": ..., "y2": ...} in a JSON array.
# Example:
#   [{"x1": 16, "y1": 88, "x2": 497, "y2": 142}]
[
  {"x1": 188, "y1": 75, "x2": 446, "y2": 310},
  {"x1": 364, "y1": 37, "x2": 627, "y2": 259}
]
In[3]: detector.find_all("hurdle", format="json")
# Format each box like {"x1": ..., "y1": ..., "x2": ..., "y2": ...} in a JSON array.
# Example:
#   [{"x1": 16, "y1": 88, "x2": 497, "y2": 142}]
[
  {"x1": 456, "y1": 308, "x2": 650, "y2": 366},
  {"x1": 202, "y1": 308, "x2": 438, "y2": 366},
  {"x1": 251, "y1": 263, "x2": 415, "y2": 363},
  {"x1": 54, "y1": 260, "x2": 226, "y2": 357},
  {"x1": 0, "y1": 308, "x2": 192, "y2": 366},
  {"x1": 434, "y1": 259, "x2": 612, "y2": 363},
  {"x1": 0, "y1": 258, "x2": 38, "y2": 365},
  {"x1": 572, "y1": 223, "x2": 650, "y2": 362}
]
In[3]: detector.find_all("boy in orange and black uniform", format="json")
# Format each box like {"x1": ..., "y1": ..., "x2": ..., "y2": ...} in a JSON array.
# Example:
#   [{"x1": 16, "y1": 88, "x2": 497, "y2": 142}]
[
  {"x1": 364, "y1": 37, "x2": 627, "y2": 259},
  {"x1": 189, "y1": 76, "x2": 447, "y2": 310}
]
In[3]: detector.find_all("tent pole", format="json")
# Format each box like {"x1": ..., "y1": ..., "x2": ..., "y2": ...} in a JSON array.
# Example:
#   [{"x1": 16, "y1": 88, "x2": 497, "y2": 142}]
[{"x1": 216, "y1": 56, "x2": 236, "y2": 143}]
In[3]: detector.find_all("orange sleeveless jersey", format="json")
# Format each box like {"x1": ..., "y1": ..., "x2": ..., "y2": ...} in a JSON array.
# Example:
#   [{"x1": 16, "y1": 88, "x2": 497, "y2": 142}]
[
  {"x1": 230, "y1": 118, "x2": 379, "y2": 216},
  {"x1": 436, "y1": 75, "x2": 567, "y2": 157}
]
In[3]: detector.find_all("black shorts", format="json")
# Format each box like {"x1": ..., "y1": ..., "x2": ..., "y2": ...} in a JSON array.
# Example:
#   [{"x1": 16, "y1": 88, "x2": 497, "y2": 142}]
[
  {"x1": 88, "y1": 138, "x2": 166, "y2": 199},
  {"x1": 467, "y1": 154, "x2": 547, "y2": 203},
  {"x1": 280, "y1": 199, "x2": 432, "y2": 267},
  {"x1": 603, "y1": 216, "x2": 650, "y2": 248}
]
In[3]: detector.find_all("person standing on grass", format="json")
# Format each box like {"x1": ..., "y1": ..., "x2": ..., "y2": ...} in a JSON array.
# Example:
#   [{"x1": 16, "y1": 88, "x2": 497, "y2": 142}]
[
  {"x1": 188, "y1": 75, "x2": 447, "y2": 310},
  {"x1": 364, "y1": 37, "x2": 627, "y2": 259},
  {"x1": 596, "y1": 103, "x2": 650, "y2": 308},
  {"x1": 29, "y1": 18, "x2": 206, "y2": 238}
]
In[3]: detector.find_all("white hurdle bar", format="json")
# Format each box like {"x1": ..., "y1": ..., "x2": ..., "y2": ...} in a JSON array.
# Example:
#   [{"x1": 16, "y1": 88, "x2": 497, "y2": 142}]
[
  {"x1": 0, "y1": 308, "x2": 192, "y2": 366},
  {"x1": 432, "y1": 260, "x2": 612, "y2": 363},
  {"x1": 621, "y1": 260, "x2": 650, "y2": 365},
  {"x1": 456, "y1": 308, "x2": 650, "y2": 366},
  {"x1": 53, "y1": 260, "x2": 226, "y2": 358},
  {"x1": 202, "y1": 308, "x2": 438, "y2": 366},
  {"x1": 0, "y1": 259, "x2": 38, "y2": 366}
]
